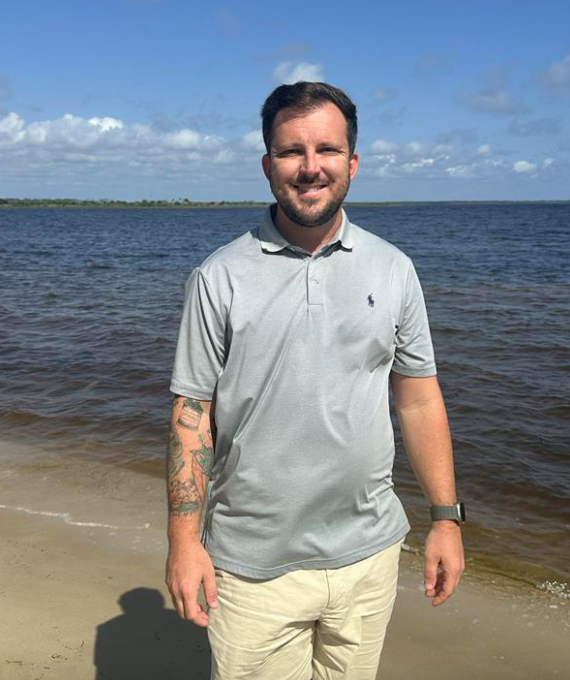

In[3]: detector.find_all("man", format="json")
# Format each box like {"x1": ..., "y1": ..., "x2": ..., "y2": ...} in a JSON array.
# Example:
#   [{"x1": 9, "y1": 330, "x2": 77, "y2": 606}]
[{"x1": 166, "y1": 82, "x2": 465, "y2": 680}]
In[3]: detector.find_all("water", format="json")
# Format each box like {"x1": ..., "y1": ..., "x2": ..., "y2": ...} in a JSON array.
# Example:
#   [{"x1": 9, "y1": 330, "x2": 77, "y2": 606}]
[{"x1": 1, "y1": 203, "x2": 569, "y2": 595}]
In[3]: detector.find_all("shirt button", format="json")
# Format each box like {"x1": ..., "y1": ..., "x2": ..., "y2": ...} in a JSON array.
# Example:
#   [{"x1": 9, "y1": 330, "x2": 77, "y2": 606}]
[{"x1": 311, "y1": 279, "x2": 318, "y2": 285}]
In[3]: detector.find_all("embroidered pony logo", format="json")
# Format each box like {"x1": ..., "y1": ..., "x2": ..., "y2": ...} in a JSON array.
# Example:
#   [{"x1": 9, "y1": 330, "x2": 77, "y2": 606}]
[{"x1": 367, "y1": 294, "x2": 375, "y2": 308}]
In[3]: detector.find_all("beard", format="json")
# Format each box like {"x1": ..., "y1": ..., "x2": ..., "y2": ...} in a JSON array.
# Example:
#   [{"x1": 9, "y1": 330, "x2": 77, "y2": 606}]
[{"x1": 269, "y1": 171, "x2": 351, "y2": 228}]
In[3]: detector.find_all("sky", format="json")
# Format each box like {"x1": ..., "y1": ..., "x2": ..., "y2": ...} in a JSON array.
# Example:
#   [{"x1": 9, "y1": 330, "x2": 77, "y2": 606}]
[{"x1": 1, "y1": 0, "x2": 569, "y2": 201}]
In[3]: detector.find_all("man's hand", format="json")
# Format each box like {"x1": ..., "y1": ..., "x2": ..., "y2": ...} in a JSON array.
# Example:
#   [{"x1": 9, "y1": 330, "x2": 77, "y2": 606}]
[
  {"x1": 166, "y1": 540, "x2": 219, "y2": 627},
  {"x1": 423, "y1": 521, "x2": 465, "y2": 606}
]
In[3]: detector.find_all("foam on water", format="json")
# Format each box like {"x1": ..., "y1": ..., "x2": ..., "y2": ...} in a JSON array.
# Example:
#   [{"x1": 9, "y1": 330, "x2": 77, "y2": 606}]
[{"x1": 0, "y1": 503, "x2": 151, "y2": 531}]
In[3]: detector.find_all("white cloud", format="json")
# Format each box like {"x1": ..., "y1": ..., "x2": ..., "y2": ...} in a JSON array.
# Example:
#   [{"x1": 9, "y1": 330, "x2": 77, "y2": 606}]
[
  {"x1": 241, "y1": 130, "x2": 266, "y2": 152},
  {"x1": 3, "y1": 109, "x2": 563, "y2": 197},
  {"x1": 371, "y1": 139, "x2": 446, "y2": 161},
  {"x1": 366, "y1": 134, "x2": 558, "y2": 182},
  {"x1": 0, "y1": 111, "x2": 24, "y2": 140},
  {"x1": 163, "y1": 129, "x2": 203, "y2": 149},
  {"x1": 0, "y1": 110, "x2": 263, "y2": 189},
  {"x1": 273, "y1": 62, "x2": 325, "y2": 84},
  {"x1": 401, "y1": 158, "x2": 436, "y2": 173},
  {"x1": 212, "y1": 148, "x2": 236, "y2": 164},
  {"x1": 539, "y1": 54, "x2": 570, "y2": 93},
  {"x1": 405, "y1": 141, "x2": 427, "y2": 156},
  {"x1": 371, "y1": 139, "x2": 398, "y2": 154},
  {"x1": 513, "y1": 160, "x2": 536, "y2": 173},
  {"x1": 369, "y1": 137, "x2": 454, "y2": 177},
  {"x1": 0, "y1": 112, "x2": 129, "y2": 150},
  {"x1": 0, "y1": 111, "x2": 229, "y2": 155},
  {"x1": 367, "y1": 133, "x2": 566, "y2": 185},
  {"x1": 88, "y1": 116, "x2": 123, "y2": 132},
  {"x1": 445, "y1": 165, "x2": 471, "y2": 177}
]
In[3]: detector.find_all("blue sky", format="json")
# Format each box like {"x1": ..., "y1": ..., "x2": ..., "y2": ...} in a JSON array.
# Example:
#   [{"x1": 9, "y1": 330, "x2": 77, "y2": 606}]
[{"x1": 1, "y1": 0, "x2": 569, "y2": 200}]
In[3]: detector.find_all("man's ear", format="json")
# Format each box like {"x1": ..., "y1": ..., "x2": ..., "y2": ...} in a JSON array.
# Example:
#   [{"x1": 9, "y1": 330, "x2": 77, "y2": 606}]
[
  {"x1": 349, "y1": 151, "x2": 359, "y2": 180},
  {"x1": 262, "y1": 154, "x2": 271, "y2": 180}
]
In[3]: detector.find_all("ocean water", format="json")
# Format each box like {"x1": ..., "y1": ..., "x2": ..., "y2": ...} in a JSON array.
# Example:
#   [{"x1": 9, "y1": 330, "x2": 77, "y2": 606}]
[{"x1": 0, "y1": 203, "x2": 569, "y2": 597}]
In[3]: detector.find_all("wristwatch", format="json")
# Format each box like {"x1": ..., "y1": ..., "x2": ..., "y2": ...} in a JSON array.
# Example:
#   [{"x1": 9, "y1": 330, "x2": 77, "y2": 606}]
[{"x1": 429, "y1": 501, "x2": 466, "y2": 524}]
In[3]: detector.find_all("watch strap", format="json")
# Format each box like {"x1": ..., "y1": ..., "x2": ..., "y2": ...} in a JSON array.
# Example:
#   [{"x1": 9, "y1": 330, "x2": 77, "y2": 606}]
[{"x1": 430, "y1": 502, "x2": 466, "y2": 523}]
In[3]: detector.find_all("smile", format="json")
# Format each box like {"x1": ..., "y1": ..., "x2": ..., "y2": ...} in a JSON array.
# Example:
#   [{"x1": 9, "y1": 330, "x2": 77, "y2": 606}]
[{"x1": 293, "y1": 184, "x2": 328, "y2": 195}]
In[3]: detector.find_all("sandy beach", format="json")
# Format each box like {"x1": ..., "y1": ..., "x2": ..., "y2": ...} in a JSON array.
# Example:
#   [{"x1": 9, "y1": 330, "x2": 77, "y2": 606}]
[{"x1": 1, "y1": 439, "x2": 568, "y2": 680}]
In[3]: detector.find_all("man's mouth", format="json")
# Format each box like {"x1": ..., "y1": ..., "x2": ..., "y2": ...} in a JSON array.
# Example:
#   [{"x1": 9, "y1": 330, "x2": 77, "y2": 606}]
[{"x1": 293, "y1": 183, "x2": 328, "y2": 196}]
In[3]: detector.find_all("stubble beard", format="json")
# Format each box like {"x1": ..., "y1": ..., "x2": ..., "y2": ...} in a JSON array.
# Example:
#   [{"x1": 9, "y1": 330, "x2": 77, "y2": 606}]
[{"x1": 270, "y1": 172, "x2": 351, "y2": 228}]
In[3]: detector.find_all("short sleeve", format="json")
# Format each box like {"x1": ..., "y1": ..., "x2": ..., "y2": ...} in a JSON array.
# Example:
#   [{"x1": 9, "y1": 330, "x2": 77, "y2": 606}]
[
  {"x1": 170, "y1": 267, "x2": 227, "y2": 399},
  {"x1": 391, "y1": 261, "x2": 437, "y2": 377}
]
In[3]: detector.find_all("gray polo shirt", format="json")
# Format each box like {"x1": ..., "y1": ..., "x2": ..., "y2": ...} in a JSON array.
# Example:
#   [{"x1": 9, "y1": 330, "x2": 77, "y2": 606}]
[{"x1": 171, "y1": 206, "x2": 436, "y2": 579}]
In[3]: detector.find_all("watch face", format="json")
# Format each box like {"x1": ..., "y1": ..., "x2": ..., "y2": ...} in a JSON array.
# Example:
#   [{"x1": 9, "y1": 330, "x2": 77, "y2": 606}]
[{"x1": 458, "y1": 502, "x2": 466, "y2": 521}]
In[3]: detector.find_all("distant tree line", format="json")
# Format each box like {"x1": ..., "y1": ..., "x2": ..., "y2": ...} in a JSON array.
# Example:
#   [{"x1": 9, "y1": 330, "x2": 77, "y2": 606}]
[
  {"x1": 0, "y1": 198, "x2": 271, "y2": 208},
  {"x1": 1, "y1": 198, "x2": 566, "y2": 209}
]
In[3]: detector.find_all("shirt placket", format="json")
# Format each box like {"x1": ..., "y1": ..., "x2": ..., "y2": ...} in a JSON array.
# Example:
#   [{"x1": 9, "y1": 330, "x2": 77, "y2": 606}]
[{"x1": 306, "y1": 256, "x2": 324, "y2": 306}]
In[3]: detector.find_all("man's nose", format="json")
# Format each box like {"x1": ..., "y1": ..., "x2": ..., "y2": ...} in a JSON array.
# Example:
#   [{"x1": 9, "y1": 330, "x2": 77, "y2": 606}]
[{"x1": 300, "y1": 151, "x2": 320, "y2": 175}]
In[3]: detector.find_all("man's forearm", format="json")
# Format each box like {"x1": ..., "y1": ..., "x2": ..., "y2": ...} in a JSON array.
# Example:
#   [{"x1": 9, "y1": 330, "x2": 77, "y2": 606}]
[
  {"x1": 393, "y1": 375, "x2": 457, "y2": 506},
  {"x1": 167, "y1": 396, "x2": 214, "y2": 544},
  {"x1": 392, "y1": 374, "x2": 465, "y2": 606}
]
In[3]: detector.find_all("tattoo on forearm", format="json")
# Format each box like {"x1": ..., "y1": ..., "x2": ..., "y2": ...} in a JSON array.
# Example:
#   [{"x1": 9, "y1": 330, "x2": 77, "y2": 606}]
[
  {"x1": 168, "y1": 478, "x2": 203, "y2": 516},
  {"x1": 177, "y1": 398, "x2": 203, "y2": 430},
  {"x1": 167, "y1": 400, "x2": 214, "y2": 517},
  {"x1": 167, "y1": 449, "x2": 211, "y2": 516},
  {"x1": 167, "y1": 425, "x2": 185, "y2": 478},
  {"x1": 193, "y1": 434, "x2": 214, "y2": 476}
]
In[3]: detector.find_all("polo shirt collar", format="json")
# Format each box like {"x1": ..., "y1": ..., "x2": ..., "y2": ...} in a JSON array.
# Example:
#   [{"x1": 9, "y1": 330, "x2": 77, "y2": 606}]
[{"x1": 259, "y1": 204, "x2": 355, "y2": 253}]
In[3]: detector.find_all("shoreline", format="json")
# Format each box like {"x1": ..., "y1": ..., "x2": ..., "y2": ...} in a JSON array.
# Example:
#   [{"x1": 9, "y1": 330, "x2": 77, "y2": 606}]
[
  {"x1": 3, "y1": 430, "x2": 568, "y2": 592},
  {"x1": 1, "y1": 199, "x2": 569, "y2": 209},
  {"x1": 1, "y1": 441, "x2": 569, "y2": 679}
]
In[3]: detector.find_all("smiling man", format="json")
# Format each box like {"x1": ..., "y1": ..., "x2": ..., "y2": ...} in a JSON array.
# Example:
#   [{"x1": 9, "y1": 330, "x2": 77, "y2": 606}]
[{"x1": 166, "y1": 82, "x2": 465, "y2": 680}]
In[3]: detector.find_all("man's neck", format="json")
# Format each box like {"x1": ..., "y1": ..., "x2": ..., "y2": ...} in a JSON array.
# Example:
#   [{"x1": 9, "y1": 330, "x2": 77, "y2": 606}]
[{"x1": 273, "y1": 204, "x2": 343, "y2": 255}]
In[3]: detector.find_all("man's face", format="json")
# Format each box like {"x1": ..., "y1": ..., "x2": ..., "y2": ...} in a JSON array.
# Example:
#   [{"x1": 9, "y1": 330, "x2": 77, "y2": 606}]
[{"x1": 262, "y1": 102, "x2": 359, "y2": 228}]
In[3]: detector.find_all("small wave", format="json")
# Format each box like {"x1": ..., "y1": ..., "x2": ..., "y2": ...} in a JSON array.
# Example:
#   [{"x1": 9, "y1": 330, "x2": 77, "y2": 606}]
[{"x1": 0, "y1": 503, "x2": 152, "y2": 531}]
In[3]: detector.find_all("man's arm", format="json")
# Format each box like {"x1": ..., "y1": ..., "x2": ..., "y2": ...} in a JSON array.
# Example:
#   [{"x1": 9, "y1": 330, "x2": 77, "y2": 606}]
[
  {"x1": 391, "y1": 373, "x2": 465, "y2": 607},
  {"x1": 165, "y1": 395, "x2": 218, "y2": 627}
]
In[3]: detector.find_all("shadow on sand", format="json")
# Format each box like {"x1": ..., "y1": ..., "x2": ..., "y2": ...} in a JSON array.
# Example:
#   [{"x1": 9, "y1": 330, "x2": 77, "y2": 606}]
[{"x1": 94, "y1": 587, "x2": 211, "y2": 679}]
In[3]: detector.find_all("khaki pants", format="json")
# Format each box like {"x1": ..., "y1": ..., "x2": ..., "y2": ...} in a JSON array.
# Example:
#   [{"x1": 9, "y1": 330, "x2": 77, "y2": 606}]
[{"x1": 208, "y1": 538, "x2": 404, "y2": 680}]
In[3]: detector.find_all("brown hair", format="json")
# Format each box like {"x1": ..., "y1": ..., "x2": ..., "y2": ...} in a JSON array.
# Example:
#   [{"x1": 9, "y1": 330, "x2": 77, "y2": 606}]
[{"x1": 261, "y1": 81, "x2": 358, "y2": 155}]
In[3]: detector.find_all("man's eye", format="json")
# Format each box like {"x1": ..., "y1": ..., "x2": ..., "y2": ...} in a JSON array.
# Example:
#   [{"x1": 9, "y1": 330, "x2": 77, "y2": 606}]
[{"x1": 320, "y1": 147, "x2": 340, "y2": 154}]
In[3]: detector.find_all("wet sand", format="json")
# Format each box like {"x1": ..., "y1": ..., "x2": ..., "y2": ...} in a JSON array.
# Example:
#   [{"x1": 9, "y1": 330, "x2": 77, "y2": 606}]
[{"x1": 1, "y1": 440, "x2": 568, "y2": 680}]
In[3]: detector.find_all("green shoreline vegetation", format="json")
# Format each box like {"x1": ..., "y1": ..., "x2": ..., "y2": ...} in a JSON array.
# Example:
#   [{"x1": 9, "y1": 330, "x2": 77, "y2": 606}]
[
  {"x1": 1, "y1": 197, "x2": 568, "y2": 208},
  {"x1": 0, "y1": 198, "x2": 270, "y2": 209}
]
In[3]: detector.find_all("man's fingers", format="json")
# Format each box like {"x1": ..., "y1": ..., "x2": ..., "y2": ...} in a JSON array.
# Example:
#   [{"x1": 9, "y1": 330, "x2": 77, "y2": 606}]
[
  {"x1": 191, "y1": 604, "x2": 210, "y2": 627},
  {"x1": 424, "y1": 554, "x2": 439, "y2": 595},
  {"x1": 431, "y1": 570, "x2": 458, "y2": 606},
  {"x1": 165, "y1": 548, "x2": 219, "y2": 626},
  {"x1": 203, "y1": 570, "x2": 219, "y2": 609},
  {"x1": 425, "y1": 571, "x2": 443, "y2": 599},
  {"x1": 170, "y1": 591, "x2": 185, "y2": 619},
  {"x1": 168, "y1": 580, "x2": 213, "y2": 625},
  {"x1": 423, "y1": 526, "x2": 465, "y2": 605},
  {"x1": 181, "y1": 581, "x2": 203, "y2": 623}
]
